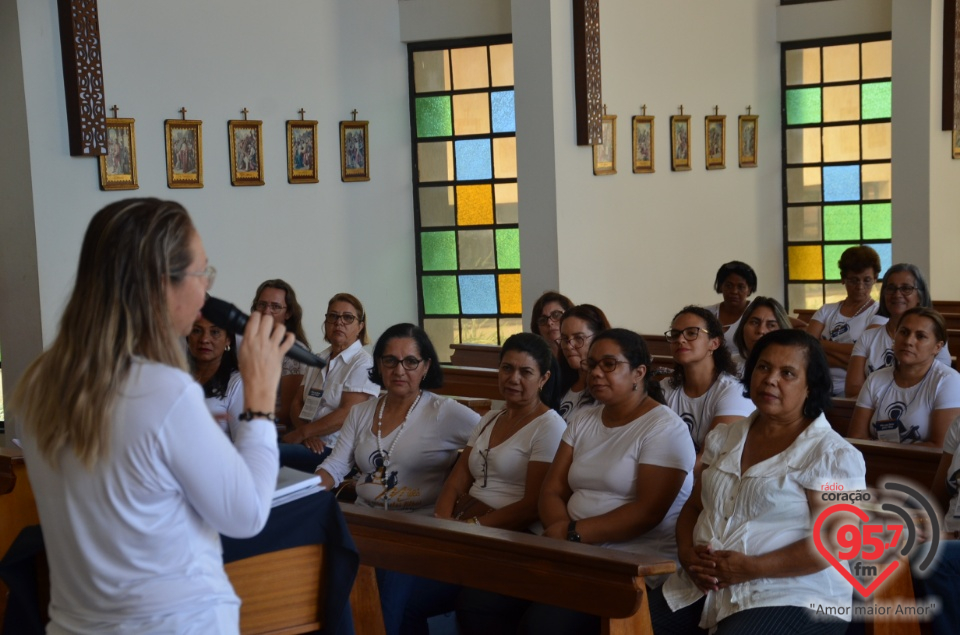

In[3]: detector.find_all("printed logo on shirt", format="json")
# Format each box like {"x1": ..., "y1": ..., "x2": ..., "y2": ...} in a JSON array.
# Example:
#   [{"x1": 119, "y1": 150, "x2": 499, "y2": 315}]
[
  {"x1": 680, "y1": 412, "x2": 700, "y2": 452},
  {"x1": 829, "y1": 322, "x2": 850, "y2": 340},
  {"x1": 881, "y1": 348, "x2": 896, "y2": 370},
  {"x1": 871, "y1": 401, "x2": 921, "y2": 444}
]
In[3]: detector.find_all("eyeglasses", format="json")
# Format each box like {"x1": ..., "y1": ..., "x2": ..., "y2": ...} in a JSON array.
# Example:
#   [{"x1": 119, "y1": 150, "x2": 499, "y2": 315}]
[
  {"x1": 536, "y1": 310, "x2": 565, "y2": 326},
  {"x1": 254, "y1": 301, "x2": 287, "y2": 314},
  {"x1": 843, "y1": 276, "x2": 875, "y2": 288},
  {"x1": 380, "y1": 355, "x2": 423, "y2": 370},
  {"x1": 580, "y1": 358, "x2": 630, "y2": 373},
  {"x1": 479, "y1": 448, "x2": 490, "y2": 488},
  {"x1": 557, "y1": 334, "x2": 591, "y2": 349},
  {"x1": 185, "y1": 265, "x2": 216, "y2": 290},
  {"x1": 883, "y1": 284, "x2": 917, "y2": 296},
  {"x1": 664, "y1": 327, "x2": 707, "y2": 343},
  {"x1": 325, "y1": 312, "x2": 359, "y2": 325}
]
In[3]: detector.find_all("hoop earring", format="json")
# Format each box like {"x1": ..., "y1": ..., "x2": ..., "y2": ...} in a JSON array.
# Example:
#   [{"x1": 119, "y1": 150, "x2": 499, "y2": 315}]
[
  {"x1": 632, "y1": 382, "x2": 638, "y2": 391},
  {"x1": 225, "y1": 344, "x2": 231, "y2": 351}
]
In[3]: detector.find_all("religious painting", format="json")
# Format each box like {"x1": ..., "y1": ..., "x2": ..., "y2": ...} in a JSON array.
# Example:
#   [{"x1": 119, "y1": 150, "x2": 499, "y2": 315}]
[
  {"x1": 632, "y1": 115, "x2": 654, "y2": 174},
  {"x1": 98, "y1": 118, "x2": 138, "y2": 191},
  {"x1": 705, "y1": 115, "x2": 726, "y2": 170},
  {"x1": 670, "y1": 115, "x2": 691, "y2": 171},
  {"x1": 953, "y1": 127, "x2": 960, "y2": 160},
  {"x1": 164, "y1": 120, "x2": 203, "y2": 189},
  {"x1": 287, "y1": 120, "x2": 319, "y2": 183},
  {"x1": 340, "y1": 120, "x2": 370, "y2": 182},
  {"x1": 229, "y1": 120, "x2": 265, "y2": 186},
  {"x1": 739, "y1": 115, "x2": 759, "y2": 167},
  {"x1": 592, "y1": 115, "x2": 617, "y2": 176}
]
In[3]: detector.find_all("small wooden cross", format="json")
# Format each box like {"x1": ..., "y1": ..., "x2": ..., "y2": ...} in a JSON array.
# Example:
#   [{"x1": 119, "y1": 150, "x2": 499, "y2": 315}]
[
  {"x1": 241, "y1": 108, "x2": 249, "y2": 121},
  {"x1": 351, "y1": 109, "x2": 359, "y2": 121},
  {"x1": 714, "y1": 105, "x2": 719, "y2": 116},
  {"x1": 298, "y1": 108, "x2": 306, "y2": 121},
  {"x1": 179, "y1": 107, "x2": 187, "y2": 120},
  {"x1": 641, "y1": 104, "x2": 647, "y2": 116},
  {"x1": 110, "y1": 104, "x2": 119, "y2": 118},
  {"x1": 679, "y1": 105, "x2": 684, "y2": 116},
  {"x1": 747, "y1": 105, "x2": 752, "y2": 116}
]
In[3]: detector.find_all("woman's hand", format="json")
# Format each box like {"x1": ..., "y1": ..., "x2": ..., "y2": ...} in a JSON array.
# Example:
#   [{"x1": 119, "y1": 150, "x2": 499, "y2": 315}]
[
  {"x1": 543, "y1": 520, "x2": 569, "y2": 540},
  {"x1": 302, "y1": 436, "x2": 326, "y2": 454},
  {"x1": 680, "y1": 543, "x2": 720, "y2": 593},
  {"x1": 710, "y1": 549, "x2": 758, "y2": 587}
]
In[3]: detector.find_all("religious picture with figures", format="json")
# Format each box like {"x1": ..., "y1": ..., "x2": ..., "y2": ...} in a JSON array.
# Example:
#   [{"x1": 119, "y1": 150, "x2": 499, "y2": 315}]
[{"x1": 340, "y1": 119, "x2": 370, "y2": 182}]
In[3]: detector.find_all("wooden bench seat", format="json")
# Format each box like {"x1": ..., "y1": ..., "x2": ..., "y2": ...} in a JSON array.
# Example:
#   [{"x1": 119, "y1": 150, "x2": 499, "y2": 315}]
[{"x1": 434, "y1": 366, "x2": 500, "y2": 401}]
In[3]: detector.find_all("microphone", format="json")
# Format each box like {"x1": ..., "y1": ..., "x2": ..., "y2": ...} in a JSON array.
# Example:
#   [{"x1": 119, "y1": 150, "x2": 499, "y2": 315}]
[{"x1": 202, "y1": 295, "x2": 326, "y2": 368}]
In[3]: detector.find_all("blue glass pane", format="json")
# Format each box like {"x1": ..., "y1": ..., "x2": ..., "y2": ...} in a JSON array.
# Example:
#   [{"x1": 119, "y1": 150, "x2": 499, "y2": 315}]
[
  {"x1": 455, "y1": 140, "x2": 492, "y2": 181},
  {"x1": 458, "y1": 274, "x2": 497, "y2": 314},
  {"x1": 867, "y1": 243, "x2": 892, "y2": 279},
  {"x1": 823, "y1": 165, "x2": 860, "y2": 202},
  {"x1": 491, "y1": 91, "x2": 516, "y2": 133}
]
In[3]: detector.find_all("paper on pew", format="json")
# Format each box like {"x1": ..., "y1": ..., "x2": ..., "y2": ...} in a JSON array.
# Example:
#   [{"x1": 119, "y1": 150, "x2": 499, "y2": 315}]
[{"x1": 272, "y1": 466, "x2": 325, "y2": 508}]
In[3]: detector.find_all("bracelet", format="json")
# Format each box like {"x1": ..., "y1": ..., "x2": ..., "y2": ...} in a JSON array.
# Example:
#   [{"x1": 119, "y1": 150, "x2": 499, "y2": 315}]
[
  {"x1": 238, "y1": 409, "x2": 279, "y2": 424},
  {"x1": 469, "y1": 517, "x2": 481, "y2": 526}
]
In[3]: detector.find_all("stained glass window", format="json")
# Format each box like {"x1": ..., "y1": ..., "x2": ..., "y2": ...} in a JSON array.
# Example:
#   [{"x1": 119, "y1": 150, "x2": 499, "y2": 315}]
[
  {"x1": 782, "y1": 35, "x2": 892, "y2": 311},
  {"x1": 410, "y1": 37, "x2": 520, "y2": 362}
]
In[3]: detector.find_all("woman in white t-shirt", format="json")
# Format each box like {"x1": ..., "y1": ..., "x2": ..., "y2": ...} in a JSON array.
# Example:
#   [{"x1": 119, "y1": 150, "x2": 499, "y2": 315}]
[
  {"x1": 730, "y1": 296, "x2": 793, "y2": 374},
  {"x1": 555, "y1": 304, "x2": 611, "y2": 422},
  {"x1": 706, "y1": 261, "x2": 757, "y2": 358},
  {"x1": 661, "y1": 306, "x2": 755, "y2": 453},
  {"x1": 187, "y1": 317, "x2": 243, "y2": 437},
  {"x1": 849, "y1": 307, "x2": 960, "y2": 447},
  {"x1": 806, "y1": 245, "x2": 882, "y2": 395}
]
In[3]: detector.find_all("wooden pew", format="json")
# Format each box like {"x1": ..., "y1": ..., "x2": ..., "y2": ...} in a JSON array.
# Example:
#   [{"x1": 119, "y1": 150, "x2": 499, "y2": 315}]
[
  {"x1": 0, "y1": 446, "x2": 41, "y2": 628},
  {"x1": 824, "y1": 397, "x2": 858, "y2": 437},
  {"x1": 434, "y1": 366, "x2": 500, "y2": 401},
  {"x1": 449, "y1": 344, "x2": 500, "y2": 369},
  {"x1": 933, "y1": 300, "x2": 960, "y2": 315},
  {"x1": 342, "y1": 504, "x2": 674, "y2": 635},
  {"x1": 847, "y1": 438, "x2": 942, "y2": 489}
]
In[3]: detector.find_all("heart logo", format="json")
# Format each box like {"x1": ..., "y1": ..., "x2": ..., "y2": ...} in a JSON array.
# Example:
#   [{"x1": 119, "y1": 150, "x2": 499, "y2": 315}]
[{"x1": 812, "y1": 503, "x2": 900, "y2": 597}]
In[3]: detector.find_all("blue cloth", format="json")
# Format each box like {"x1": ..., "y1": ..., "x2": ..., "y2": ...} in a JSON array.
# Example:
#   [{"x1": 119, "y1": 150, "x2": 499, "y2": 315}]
[
  {"x1": 375, "y1": 568, "x2": 460, "y2": 635},
  {"x1": 280, "y1": 441, "x2": 331, "y2": 472}
]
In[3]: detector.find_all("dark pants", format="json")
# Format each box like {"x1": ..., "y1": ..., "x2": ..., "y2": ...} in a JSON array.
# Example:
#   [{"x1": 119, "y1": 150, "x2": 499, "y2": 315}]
[
  {"x1": 376, "y1": 568, "x2": 461, "y2": 635},
  {"x1": 278, "y1": 442, "x2": 330, "y2": 473},
  {"x1": 456, "y1": 588, "x2": 599, "y2": 635}
]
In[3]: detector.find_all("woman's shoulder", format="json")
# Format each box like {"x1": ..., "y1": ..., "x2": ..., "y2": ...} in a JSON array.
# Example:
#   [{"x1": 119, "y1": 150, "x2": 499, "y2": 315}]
[
  {"x1": 130, "y1": 358, "x2": 196, "y2": 394},
  {"x1": 642, "y1": 403, "x2": 690, "y2": 431},
  {"x1": 532, "y1": 408, "x2": 566, "y2": 431},
  {"x1": 424, "y1": 391, "x2": 482, "y2": 424},
  {"x1": 713, "y1": 372, "x2": 745, "y2": 391}
]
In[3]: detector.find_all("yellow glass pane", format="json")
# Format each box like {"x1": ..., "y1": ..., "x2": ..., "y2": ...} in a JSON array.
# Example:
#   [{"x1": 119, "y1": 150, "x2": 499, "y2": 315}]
[
  {"x1": 417, "y1": 142, "x2": 454, "y2": 182},
  {"x1": 457, "y1": 184, "x2": 494, "y2": 225},
  {"x1": 823, "y1": 44, "x2": 859, "y2": 83},
  {"x1": 451, "y1": 46, "x2": 489, "y2": 90},
  {"x1": 785, "y1": 48, "x2": 820, "y2": 85},
  {"x1": 490, "y1": 44, "x2": 514, "y2": 87},
  {"x1": 495, "y1": 183, "x2": 518, "y2": 223},
  {"x1": 493, "y1": 137, "x2": 517, "y2": 179},
  {"x1": 861, "y1": 40, "x2": 892, "y2": 79},
  {"x1": 823, "y1": 85, "x2": 860, "y2": 122},
  {"x1": 822, "y1": 125, "x2": 860, "y2": 163},
  {"x1": 453, "y1": 93, "x2": 491, "y2": 136},
  {"x1": 498, "y1": 273, "x2": 522, "y2": 314},
  {"x1": 412, "y1": 50, "x2": 451, "y2": 93},
  {"x1": 786, "y1": 128, "x2": 821, "y2": 164},
  {"x1": 786, "y1": 167, "x2": 823, "y2": 203},
  {"x1": 788, "y1": 245, "x2": 823, "y2": 280},
  {"x1": 861, "y1": 123, "x2": 891, "y2": 160},
  {"x1": 862, "y1": 163, "x2": 891, "y2": 200},
  {"x1": 423, "y1": 318, "x2": 460, "y2": 363}
]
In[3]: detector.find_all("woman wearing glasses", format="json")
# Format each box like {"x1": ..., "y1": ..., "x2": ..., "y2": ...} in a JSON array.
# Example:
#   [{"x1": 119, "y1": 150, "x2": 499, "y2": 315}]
[
  {"x1": 283, "y1": 293, "x2": 380, "y2": 469},
  {"x1": 706, "y1": 261, "x2": 757, "y2": 357},
  {"x1": 847, "y1": 307, "x2": 960, "y2": 447},
  {"x1": 662, "y1": 307, "x2": 754, "y2": 453},
  {"x1": 845, "y1": 264, "x2": 951, "y2": 397},
  {"x1": 556, "y1": 304, "x2": 611, "y2": 421},
  {"x1": 805, "y1": 245, "x2": 882, "y2": 395},
  {"x1": 436, "y1": 332, "x2": 564, "y2": 530},
  {"x1": 250, "y1": 279, "x2": 312, "y2": 427}
]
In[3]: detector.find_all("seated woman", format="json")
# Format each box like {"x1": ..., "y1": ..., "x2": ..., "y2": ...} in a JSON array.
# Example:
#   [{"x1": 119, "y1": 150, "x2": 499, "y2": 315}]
[
  {"x1": 846, "y1": 263, "x2": 951, "y2": 397},
  {"x1": 652, "y1": 329, "x2": 867, "y2": 635},
  {"x1": 806, "y1": 245, "x2": 881, "y2": 395},
  {"x1": 848, "y1": 307, "x2": 960, "y2": 447},
  {"x1": 187, "y1": 317, "x2": 242, "y2": 436},
  {"x1": 706, "y1": 261, "x2": 757, "y2": 357},
  {"x1": 556, "y1": 304, "x2": 611, "y2": 421},
  {"x1": 530, "y1": 291, "x2": 577, "y2": 396},
  {"x1": 730, "y1": 296, "x2": 792, "y2": 373},
  {"x1": 436, "y1": 332, "x2": 565, "y2": 530},
  {"x1": 283, "y1": 292, "x2": 380, "y2": 470},
  {"x1": 250, "y1": 279, "x2": 312, "y2": 428},
  {"x1": 662, "y1": 306, "x2": 754, "y2": 452}
]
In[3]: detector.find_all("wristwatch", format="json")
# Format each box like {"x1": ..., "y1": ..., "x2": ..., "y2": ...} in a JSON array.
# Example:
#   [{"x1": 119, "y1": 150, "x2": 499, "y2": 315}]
[{"x1": 566, "y1": 520, "x2": 581, "y2": 542}]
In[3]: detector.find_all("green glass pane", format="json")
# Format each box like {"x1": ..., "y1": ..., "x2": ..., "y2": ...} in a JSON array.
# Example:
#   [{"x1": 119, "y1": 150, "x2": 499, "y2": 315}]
[
  {"x1": 863, "y1": 203, "x2": 892, "y2": 239},
  {"x1": 496, "y1": 228, "x2": 520, "y2": 269},
  {"x1": 422, "y1": 275, "x2": 459, "y2": 315},
  {"x1": 861, "y1": 82, "x2": 891, "y2": 120},
  {"x1": 420, "y1": 231, "x2": 457, "y2": 271},
  {"x1": 823, "y1": 205, "x2": 860, "y2": 241},
  {"x1": 416, "y1": 96, "x2": 452, "y2": 138},
  {"x1": 824, "y1": 244, "x2": 859, "y2": 281},
  {"x1": 786, "y1": 88, "x2": 821, "y2": 125}
]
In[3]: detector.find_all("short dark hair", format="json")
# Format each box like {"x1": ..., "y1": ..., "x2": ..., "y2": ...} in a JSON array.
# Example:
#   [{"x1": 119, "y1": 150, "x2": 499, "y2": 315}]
[
  {"x1": 368, "y1": 323, "x2": 443, "y2": 389},
  {"x1": 713, "y1": 261, "x2": 758, "y2": 294},
  {"x1": 732, "y1": 297, "x2": 792, "y2": 358},
  {"x1": 877, "y1": 263, "x2": 931, "y2": 318},
  {"x1": 838, "y1": 246, "x2": 881, "y2": 279},
  {"x1": 500, "y1": 332, "x2": 562, "y2": 411},
  {"x1": 897, "y1": 307, "x2": 947, "y2": 345},
  {"x1": 529, "y1": 291, "x2": 574, "y2": 335},
  {"x1": 326, "y1": 292, "x2": 369, "y2": 345},
  {"x1": 251, "y1": 278, "x2": 310, "y2": 349},
  {"x1": 590, "y1": 328, "x2": 665, "y2": 404},
  {"x1": 741, "y1": 329, "x2": 832, "y2": 419},
  {"x1": 668, "y1": 306, "x2": 737, "y2": 389}
]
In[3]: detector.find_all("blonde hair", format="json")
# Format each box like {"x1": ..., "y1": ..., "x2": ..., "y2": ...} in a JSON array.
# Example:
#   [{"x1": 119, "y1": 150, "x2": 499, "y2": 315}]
[{"x1": 12, "y1": 199, "x2": 197, "y2": 468}]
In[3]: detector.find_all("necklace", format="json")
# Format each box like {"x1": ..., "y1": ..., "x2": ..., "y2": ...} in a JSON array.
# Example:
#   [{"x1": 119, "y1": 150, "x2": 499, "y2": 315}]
[
  {"x1": 845, "y1": 297, "x2": 874, "y2": 318},
  {"x1": 376, "y1": 391, "x2": 422, "y2": 468}
]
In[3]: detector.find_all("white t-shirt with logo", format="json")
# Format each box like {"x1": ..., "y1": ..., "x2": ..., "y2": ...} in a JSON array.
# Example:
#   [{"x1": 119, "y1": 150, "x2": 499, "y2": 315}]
[{"x1": 660, "y1": 373, "x2": 754, "y2": 452}]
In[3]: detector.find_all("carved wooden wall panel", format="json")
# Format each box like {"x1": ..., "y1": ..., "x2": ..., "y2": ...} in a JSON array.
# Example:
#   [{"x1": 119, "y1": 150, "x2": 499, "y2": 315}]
[
  {"x1": 944, "y1": 0, "x2": 959, "y2": 131},
  {"x1": 58, "y1": 0, "x2": 106, "y2": 156},
  {"x1": 573, "y1": 0, "x2": 602, "y2": 146}
]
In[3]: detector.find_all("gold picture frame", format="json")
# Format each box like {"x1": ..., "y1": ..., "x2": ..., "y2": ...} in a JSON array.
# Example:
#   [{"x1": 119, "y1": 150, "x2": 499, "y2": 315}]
[
  {"x1": 631, "y1": 115, "x2": 654, "y2": 174},
  {"x1": 592, "y1": 114, "x2": 617, "y2": 176},
  {"x1": 705, "y1": 115, "x2": 726, "y2": 170},
  {"x1": 670, "y1": 115, "x2": 691, "y2": 171},
  {"x1": 739, "y1": 115, "x2": 759, "y2": 167},
  {"x1": 165, "y1": 120, "x2": 203, "y2": 189},
  {"x1": 340, "y1": 120, "x2": 370, "y2": 182},
  {"x1": 287, "y1": 120, "x2": 319, "y2": 184},
  {"x1": 99, "y1": 118, "x2": 138, "y2": 190},
  {"x1": 953, "y1": 127, "x2": 960, "y2": 160},
  {"x1": 229, "y1": 120, "x2": 265, "y2": 186}
]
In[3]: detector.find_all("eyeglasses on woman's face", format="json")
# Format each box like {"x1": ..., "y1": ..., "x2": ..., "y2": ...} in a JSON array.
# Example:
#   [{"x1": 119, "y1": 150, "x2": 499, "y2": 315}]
[
  {"x1": 254, "y1": 300, "x2": 286, "y2": 314},
  {"x1": 843, "y1": 276, "x2": 875, "y2": 288},
  {"x1": 664, "y1": 326, "x2": 707, "y2": 343},
  {"x1": 557, "y1": 334, "x2": 591, "y2": 349},
  {"x1": 580, "y1": 357, "x2": 630, "y2": 373},
  {"x1": 185, "y1": 265, "x2": 217, "y2": 290},
  {"x1": 883, "y1": 284, "x2": 917, "y2": 296},
  {"x1": 380, "y1": 355, "x2": 424, "y2": 370},
  {"x1": 537, "y1": 310, "x2": 564, "y2": 326},
  {"x1": 325, "y1": 312, "x2": 358, "y2": 325}
]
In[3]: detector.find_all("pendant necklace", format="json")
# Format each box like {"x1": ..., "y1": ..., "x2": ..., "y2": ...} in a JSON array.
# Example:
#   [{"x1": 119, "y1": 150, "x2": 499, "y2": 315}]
[{"x1": 375, "y1": 390, "x2": 422, "y2": 509}]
